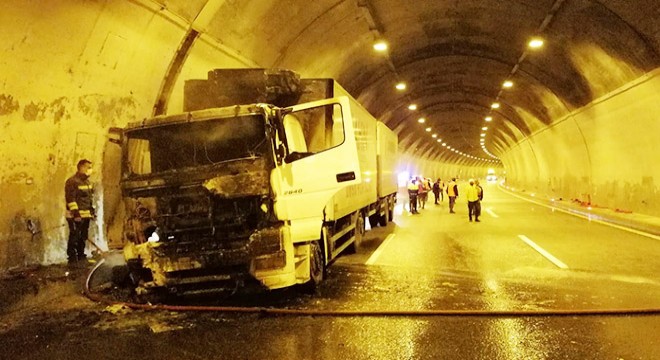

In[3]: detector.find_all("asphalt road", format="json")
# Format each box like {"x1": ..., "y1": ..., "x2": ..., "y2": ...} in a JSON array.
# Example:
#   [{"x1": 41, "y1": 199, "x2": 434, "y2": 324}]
[{"x1": 1, "y1": 183, "x2": 659, "y2": 359}]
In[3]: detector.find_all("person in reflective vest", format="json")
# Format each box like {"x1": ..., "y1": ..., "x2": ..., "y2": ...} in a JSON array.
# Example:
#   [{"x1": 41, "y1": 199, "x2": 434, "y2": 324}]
[
  {"x1": 446, "y1": 178, "x2": 459, "y2": 213},
  {"x1": 466, "y1": 179, "x2": 480, "y2": 222},
  {"x1": 407, "y1": 178, "x2": 419, "y2": 214},
  {"x1": 64, "y1": 159, "x2": 95, "y2": 263}
]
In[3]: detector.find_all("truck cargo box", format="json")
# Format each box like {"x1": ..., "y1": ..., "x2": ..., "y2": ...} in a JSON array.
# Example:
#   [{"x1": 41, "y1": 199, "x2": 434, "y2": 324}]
[{"x1": 377, "y1": 122, "x2": 398, "y2": 198}]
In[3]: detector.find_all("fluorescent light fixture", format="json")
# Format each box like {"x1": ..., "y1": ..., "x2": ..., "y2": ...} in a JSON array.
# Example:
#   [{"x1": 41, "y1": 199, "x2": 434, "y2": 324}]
[
  {"x1": 432, "y1": 134, "x2": 437, "y2": 138},
  {"x1": 395, "y1": 82, "x2": 406, "y2": 90},
  {"x1": 485, "y1": 116, "x2": 493, "y2": 122},
  {"x1": 437, "y1": 139, "x2": 442, "y2": 142},
  {"x1": 480, "y1": 133, "x2": 486, "y2": 137},
  {"x1": 408, "y1": 104, "x2": 417, "y2": 110},
  {"x1": 482, "y1": 127, "x2": 488, "y2": 130},
  {"x1": 528, "y1": 38, "x2": 544, "y2": 49},
  {"x1": 491, "y1": 103, "x2": 500, "y2": 109},
  {"x1": 503, "y1": 80, "x2": 513, "y2": 88},
  {"x1": 425, "y1": 127, "x2": 432, "y2": 132},
  {"x1": 373, "y1": 41, "x2": 388, "y2": 52},
  {"x1": 417, "y1": 118, "x2": 425, "y2": 123}
]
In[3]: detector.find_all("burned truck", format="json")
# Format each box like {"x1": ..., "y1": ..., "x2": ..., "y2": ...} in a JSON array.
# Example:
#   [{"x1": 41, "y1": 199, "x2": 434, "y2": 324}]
[{"x1": 118, "y1": 69, "x2": 398, "y2": 296}]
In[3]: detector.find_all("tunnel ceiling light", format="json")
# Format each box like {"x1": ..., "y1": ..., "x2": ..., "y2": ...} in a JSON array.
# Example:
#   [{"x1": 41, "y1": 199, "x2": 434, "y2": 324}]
[
  {"x1": 373, "y1": 41, "x2": 388, "y2": 52},
  {"x1": 480, "y1": 133, "x2": 486, "y2": 137},
  {"x1": 503, "y1": 80, "x2": 514, "y2": 88},
  {"x1": 418, "y1": 117, "x2": 425, "y2": 123},
  {"x1": 432, "y1": 133, "x2": 438, "y2": 138},
  {"x1": 425, "y1": 127, "x2": 432, "y2": 132},
  {"x1": 395, "y1": 82, "x2": 407, "y2": 90},
  {"x1": 491, "y1": 102, "x2": 500, "y2": 109},
  {"x1": 485, "y1": 116, "x2": 493, "y2": 122},
  {"x1": 442, "y1": 143, "x2": 447, "y2": 146},
  {"x1": 437, "y1": 139, "x2": 442, "y2": 142},
  {"x1": 408, "y1": 104, "x2": 418, "y2": 110},
  {"x1": 482, "y1": 127, "x2": 488, "y2": 130},
  {"x1": 528, "y1": 38, "x2": 544, "y2": 49}
]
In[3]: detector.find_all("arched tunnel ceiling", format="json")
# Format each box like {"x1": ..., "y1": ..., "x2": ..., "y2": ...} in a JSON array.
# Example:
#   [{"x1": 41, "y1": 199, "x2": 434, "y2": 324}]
[{"x1": 163, "y1": 0, "x2": 659, "y2": 165}]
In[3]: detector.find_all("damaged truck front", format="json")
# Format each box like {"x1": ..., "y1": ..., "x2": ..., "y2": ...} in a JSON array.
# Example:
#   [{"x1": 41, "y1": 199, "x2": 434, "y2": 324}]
[
  {"x1": 121, "y1": 105, "x2": 291, "y2": 296},
  {"x1": 119, "y1": 95, "x2": 363, "y2": 296}
]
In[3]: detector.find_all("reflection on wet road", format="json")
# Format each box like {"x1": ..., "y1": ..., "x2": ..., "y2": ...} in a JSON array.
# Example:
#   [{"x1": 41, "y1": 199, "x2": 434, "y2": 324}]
[{"x1": 1, "y1": 183, "x2": 659, "y2": 359}]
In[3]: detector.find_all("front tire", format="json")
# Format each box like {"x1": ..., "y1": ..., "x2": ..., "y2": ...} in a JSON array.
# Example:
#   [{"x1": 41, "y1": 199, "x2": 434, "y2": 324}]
[{"x1": 303, "y1": 240, "x2": 324, "y2": 292}]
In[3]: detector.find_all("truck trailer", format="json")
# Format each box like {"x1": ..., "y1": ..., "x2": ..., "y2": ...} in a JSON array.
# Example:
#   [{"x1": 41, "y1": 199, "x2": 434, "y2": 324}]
[{"x1": 117, "y1": 69, "x2": 398, "y2": 296}]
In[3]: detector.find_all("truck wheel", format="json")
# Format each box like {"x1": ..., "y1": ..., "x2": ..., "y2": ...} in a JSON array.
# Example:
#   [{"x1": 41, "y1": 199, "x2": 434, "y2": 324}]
[
  {"x1": 387, "y1": 199, "x2": 394, "y2": 222},
  {"x1": 368, "y1": 214, "x2": 380, "y2": 228},
  {"x1": 378, "y1": 211, "x2": 388, "y2": 227},
  {"x1": 355, "y1": 211, "x2": 365, "y2": 247},
  {"x1": 302, "y1": 240, "x2": 324, "y2": 292}
]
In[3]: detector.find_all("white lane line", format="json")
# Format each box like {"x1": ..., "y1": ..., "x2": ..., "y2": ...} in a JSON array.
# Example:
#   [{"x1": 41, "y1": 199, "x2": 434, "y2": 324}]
[
  {"x1": 500, "y1": 186, "x2": 660, "y2": 241},
  {"x1": 518, "y1": 234, "x2": 569, "y2": 269},
  {"x1": 366, "y1": 234, "x2": 396, "y2": 265},
  {"x1": 486, "y1": 208, "x2": 499, "y2": 218}
]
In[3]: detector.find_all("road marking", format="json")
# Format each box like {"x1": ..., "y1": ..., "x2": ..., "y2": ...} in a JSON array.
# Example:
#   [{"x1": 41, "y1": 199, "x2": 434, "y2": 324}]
[
  {"x1": 518, "y1": 234, "x2": 569, "y2": 269},
  {"x1": 500, "y1": 186, "x2": 660, "y2": 241},
  {"x1": 486, "y1": 208, "x2": 499, "y2": 218},
  {"x1": 366, "y1": 234, "x2": 396, "y2": 265}
]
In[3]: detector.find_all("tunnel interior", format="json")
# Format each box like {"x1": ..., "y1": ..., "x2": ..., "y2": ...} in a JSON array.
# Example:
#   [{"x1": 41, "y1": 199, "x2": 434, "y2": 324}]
[{"x1": 0, "y1": 0, "x2": 659, "y2": 269}]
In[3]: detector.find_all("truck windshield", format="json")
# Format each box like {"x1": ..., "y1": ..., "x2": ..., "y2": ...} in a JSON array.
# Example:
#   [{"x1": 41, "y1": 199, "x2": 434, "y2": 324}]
[{"x1": 124, "y1": 115, "x2": 267, "y2": 176}]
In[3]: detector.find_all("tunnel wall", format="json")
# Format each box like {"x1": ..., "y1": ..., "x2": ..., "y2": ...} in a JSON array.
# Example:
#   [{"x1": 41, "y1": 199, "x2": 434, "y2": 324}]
[
  {"x1": 0, "y1": 1, "x2": 255, "y2": 269},
  {"x1": 500, "y1": 69, "x2": 660, "y2": 216}
]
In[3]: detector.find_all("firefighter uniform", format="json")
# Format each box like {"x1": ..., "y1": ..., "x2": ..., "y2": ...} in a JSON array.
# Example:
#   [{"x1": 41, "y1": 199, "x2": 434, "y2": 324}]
[{"x1": 65, "y1": 172, "x2": 94, "y2": 262}]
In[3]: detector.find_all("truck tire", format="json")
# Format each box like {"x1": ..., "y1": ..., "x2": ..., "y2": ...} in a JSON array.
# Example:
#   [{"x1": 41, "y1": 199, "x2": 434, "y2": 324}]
[
  {"x1": 378, "y1": 211, "x2": 388, "y2": 227},
  {"x1": 369, "y1": 214, "x2": 380, "y2": 228},
  {"x1": 346, "y1": 211, "x2": 365, "y2": 254},
  {"x1": 302, "y1": 240, "x2": 324, "y2": 293}
]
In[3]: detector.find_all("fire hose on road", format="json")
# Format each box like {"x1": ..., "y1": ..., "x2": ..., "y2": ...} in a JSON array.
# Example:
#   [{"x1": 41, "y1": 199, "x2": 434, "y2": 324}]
[{"x1": 84, "y1": 258, "x2": 660, "y2": 318}]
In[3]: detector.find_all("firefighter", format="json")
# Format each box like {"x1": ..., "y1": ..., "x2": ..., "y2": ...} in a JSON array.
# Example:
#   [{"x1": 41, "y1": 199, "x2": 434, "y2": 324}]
[
  {"x1": 407, "y1": 178, "x2": 419, "y2": 214},
  {"x1": 65, "y1": 159, "x2": 95, "y2": 264}
]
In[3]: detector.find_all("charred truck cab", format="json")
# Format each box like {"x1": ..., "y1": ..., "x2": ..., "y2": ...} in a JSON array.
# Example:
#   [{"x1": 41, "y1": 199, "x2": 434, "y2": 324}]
[{"x1": 118, "y1": 69, "x2": 397, "y2": 296}]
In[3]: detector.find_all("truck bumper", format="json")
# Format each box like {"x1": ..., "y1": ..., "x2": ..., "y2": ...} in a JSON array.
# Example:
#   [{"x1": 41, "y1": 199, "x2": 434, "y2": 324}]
[{"x1": 124, "y1": 225, "x2": 302, "y2": 294}]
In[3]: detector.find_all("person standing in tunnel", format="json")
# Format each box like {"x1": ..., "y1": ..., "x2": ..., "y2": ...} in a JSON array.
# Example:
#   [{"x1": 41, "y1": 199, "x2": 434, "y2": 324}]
[
  {"x1": 64, "y1": 159, "x2": 95, "y2": 264},
  {"x1": 447, "y1": 178, "x2": 458, "y2": 213},
  {"x1": 475, "y1": 179, "x2": 483, "y2": 221},
  {"x1": 407, "y1": 178, "x2": 419, "y2": 214},
  {"x1": 432, "y1": 178, "x2": 442, "y2": 204},
  {"x1": 418, "y1": 177, "x2": 429, "y2": 209},
  {"x1": 466, "y1": 179, "x2": 480, "y2": 222}
]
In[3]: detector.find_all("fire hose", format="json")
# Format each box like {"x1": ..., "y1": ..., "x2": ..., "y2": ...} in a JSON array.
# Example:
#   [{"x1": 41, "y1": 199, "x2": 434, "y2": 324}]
[{"x1": 84, "y1": 258, "x2": 660, "y2": 317}]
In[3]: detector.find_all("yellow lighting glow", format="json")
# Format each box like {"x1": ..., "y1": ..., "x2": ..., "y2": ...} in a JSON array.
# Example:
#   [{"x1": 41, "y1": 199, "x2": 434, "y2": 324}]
[
  {"x1": 529, "y1": 38, "x2": 544, "y2": 49},
  {"x1": 395, "y1": 82, "x2": 406, "y2": 90},
  {"x1": 480, "y1": 133, "x2": 486, "y2": 137},
  {"x1": 442, "y1": 143, "x2": 447, "y2": 146},
  {"x1": 425, "y1": 127, "x2": 432, "y2": 132},
  {"x1": 485, "y1": 116, "x2": 493, "y2": 122},
  {"x1": 491, "y1": 103, "x2": 500, "y2": 109},
  {"x1": 373, "y1": 41, "x2": 388, "y2": 52},
  {"x1": 418, "y1": 118, "x2": 425, "y2": 123},
  {"x1": 408, "y1": 104, "x2": 417, "y2": 110},
  {"x1": 432, "y1": 134, "x2": 437, "y2": 138},
  {"x1": 437, "y1": 139, "x2": 442, "y2": 142},
  {"x1": 503, "y1": 81, "x2": 513, "y2": 88},
  {"x1": 482, "y1": 127, "x2": 488, "y2": 130}
]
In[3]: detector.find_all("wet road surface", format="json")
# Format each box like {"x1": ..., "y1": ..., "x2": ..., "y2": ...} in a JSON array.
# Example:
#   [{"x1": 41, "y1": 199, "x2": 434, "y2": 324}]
[{"x1": 1, "y1": 183, "x2": 659, "y2": 359}]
